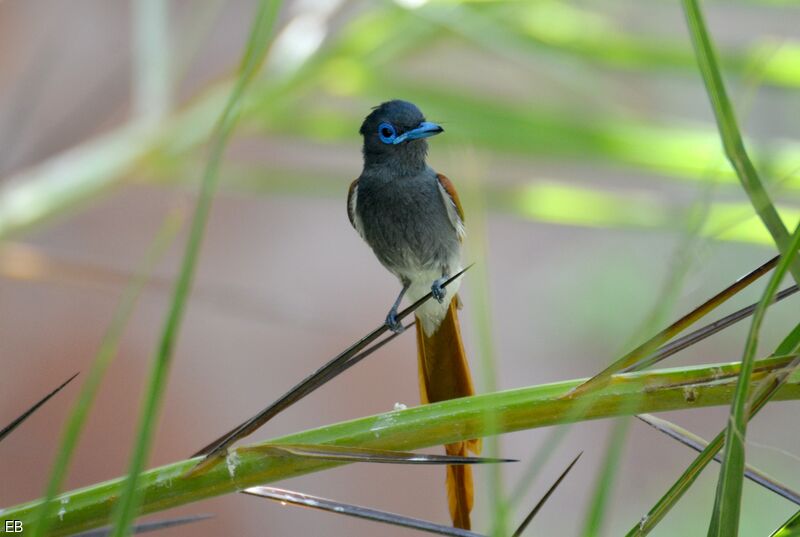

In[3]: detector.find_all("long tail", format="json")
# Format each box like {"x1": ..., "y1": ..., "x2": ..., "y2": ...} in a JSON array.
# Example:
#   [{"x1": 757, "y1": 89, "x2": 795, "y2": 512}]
[{"x1": 416, "y1": 299, "x2": 480, "y2": 529}]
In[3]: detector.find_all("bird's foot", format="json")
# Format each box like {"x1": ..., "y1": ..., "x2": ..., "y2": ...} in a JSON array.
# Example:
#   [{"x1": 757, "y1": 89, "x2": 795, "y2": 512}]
[
  {"x1": 431, "y1": 277, "x2": 448, "y2": 303},
  {"x1": 385, "y1": 309, "x2": 405, "y2": 333}
]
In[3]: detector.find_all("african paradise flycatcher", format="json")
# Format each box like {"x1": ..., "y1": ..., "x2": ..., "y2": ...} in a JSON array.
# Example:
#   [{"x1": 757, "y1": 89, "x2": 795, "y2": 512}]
[{"x1": 347, "y1": 100, "x2": 479, "y2": 529}]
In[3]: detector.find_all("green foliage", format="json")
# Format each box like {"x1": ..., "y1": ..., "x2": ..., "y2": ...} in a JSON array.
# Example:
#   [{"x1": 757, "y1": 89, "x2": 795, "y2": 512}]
[
  {"x1": 3, "y1": 357, "x2": 800, "y2": 536},
  {"x1": 108, "y1": 2, "x2": 283, "y2": 536},
  {"x1": 30, "y1": 213, "x2": 181, "y2": 537},
  {"x1": 2, "y1": 1, "x2": 799, "y2": 535},
  {"x1": 707, "y1": 222, "x2": 800, "y2": 536}
]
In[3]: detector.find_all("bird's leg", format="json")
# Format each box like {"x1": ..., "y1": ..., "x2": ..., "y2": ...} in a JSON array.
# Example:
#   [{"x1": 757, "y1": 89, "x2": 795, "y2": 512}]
[
  {"x1": 386, "y1": 279, "x2": 411, "y2": 333},
  {"x1": 431, "y1": 270, "x2": 450, "y2": 303}
]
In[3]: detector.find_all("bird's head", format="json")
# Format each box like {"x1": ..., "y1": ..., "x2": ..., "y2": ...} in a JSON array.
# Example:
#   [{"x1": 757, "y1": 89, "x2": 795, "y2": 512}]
[{"x1": 359, "y1": 100, "x2": 443, "y2": 174}]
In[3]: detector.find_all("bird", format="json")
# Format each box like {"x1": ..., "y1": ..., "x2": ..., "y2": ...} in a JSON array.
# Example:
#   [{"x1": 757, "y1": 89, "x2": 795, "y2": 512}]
[{"x1": 347, "y1": 99, "x2": 480, "y2": 529}]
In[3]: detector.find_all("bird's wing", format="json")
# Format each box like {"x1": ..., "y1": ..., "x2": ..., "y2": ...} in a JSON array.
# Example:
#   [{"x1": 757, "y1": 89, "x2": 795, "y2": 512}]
[
  {"x1": 436, "y1": 173, "x2": 466, "y2": 241},
  {"x1": 347, "y1": 178, "x2": 366, "y2": 239}
]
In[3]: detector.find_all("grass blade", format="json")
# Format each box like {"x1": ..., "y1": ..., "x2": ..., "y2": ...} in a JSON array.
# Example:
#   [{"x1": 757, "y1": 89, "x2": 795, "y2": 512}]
[
  {"x1": 108, "y1": 2, "x2": 283, "y2": 536},
  {"x1": 512, "y1": 452, "x2": 582, "y2": 537},
  {"x1": 71, "y1": 514, "x2": 212, "y2": 536},
  {"x1": 628, "y1": 326, "x2": 800, "y2": 535},
  {"x1": 132, "y1": 0, "x2": 170, "y2": 124},
  {"x1": 637, "y1": 414, "x2": 800, "y2": 506},
  {"x1": 568, "y1": 255, "x2": 778, "y2": 397},
  {"x1": 0, "y1": 373, "x2": 78, "y2": 442},
  {"x1": 681, "y1": 0, "x2": 800, "y2": 282},
  {"x1": 580, "y1": 418, "x2": 631, "y2": 536},
  {"x1": 30, "y1": 211, "x2": 182, "y2": 537},
  {"x1": 243, "y1": 443, "x2": 516, "y2": 465},
  {"x1": 627, "y1": 284, "x2": 799, "y2": 373},
  {"x1": 508, "y1": 427, "x2": 571, "y2": 508},
  {"x1": 706, "y1": 222, "x2": 800, "y2": 536},
  {"x1": 191, "y1": 267, "x2": 471, "y2": 466},
  {"x1": 770, "y1": 510, "x2": 800, "y2": 537},
  {"x1": 243, "y1": 487, "x2": 485, "y2": 537},
  {"x1": 7, "y1": 355, "x2": 800, "y2": 536}
]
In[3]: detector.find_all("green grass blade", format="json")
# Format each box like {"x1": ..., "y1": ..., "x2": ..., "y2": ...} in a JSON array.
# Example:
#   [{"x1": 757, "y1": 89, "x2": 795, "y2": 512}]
[
  {"x1": 5, "y1": 356, "x2": 800, "y2": 536},
  {"x1": 191, "y1": 267, "x2": 469, "y2": 463},
  {"x1": 29, "y1": 211, "x2": 182, "y2": 537},
  {"x1": 569, "y1": 255, "x2": 778, "y2": 397},
  {"x1": 706, "y1": 201, "x2": 800, "y2": 535},
  {"x1": 770, "y1": 510, "x2": 800, "y2": 537},
  {"x1": 508, "y1": 427, "x2": 571, "y2": 508},
  {"x1": 628, "y1": 325, "x2": 800, "y2": 536},
  {"x1": 580, "y1": 418, "x2": 631, "y2": 536},
  {"x1": 244, "y1": 443, "x2": 515, "y2": 465},
  {"x1": 637, "y1": 414, "x2": 800, "y2": 506},
  {"x1": 682, "y1": 0, "x2": 800, "y2": 284},
  {"x1": 107, "y1": 2, "x2": 283, "y2": 536},
  {"x1": 461, "y1": 174, "x2": 508, "y2": 536}
]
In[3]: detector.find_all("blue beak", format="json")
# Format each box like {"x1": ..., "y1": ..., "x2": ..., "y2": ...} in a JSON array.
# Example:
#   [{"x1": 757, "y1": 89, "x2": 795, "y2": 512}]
[{"x1": 393, "y1": 121, "x2": 444, "y2": 144}]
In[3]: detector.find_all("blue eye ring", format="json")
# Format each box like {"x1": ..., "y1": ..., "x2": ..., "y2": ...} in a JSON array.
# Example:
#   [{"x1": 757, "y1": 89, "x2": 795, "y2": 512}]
[{"x1": 377, "y1": 122, "x2": 397, "y2": 144}]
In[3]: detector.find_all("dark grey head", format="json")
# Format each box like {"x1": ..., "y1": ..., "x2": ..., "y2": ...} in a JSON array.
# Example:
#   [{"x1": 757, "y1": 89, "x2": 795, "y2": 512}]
[{"x1": 359, "y1": 100, "x2": 443, "y2": 175}]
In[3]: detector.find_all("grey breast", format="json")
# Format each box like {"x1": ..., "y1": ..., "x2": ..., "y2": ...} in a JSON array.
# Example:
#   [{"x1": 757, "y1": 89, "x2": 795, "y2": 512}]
[{"x1": 356, "y1": 168, "x2": 460, "y2": 274}]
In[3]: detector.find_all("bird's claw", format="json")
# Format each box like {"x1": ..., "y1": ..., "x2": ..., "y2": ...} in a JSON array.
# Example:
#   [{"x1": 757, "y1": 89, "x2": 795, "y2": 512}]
[
  {"x1": 385, "y1": 310, "x2": 405, "y2": 333},
  {"x1": 431, "y1": 280, "x2": 447, "y2": 303}
]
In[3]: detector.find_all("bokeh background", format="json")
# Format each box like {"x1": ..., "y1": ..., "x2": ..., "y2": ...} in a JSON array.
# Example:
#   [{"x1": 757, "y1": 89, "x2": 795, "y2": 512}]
[{"x1": 1, "y1": 0, "x2": 799, "y2": 535}]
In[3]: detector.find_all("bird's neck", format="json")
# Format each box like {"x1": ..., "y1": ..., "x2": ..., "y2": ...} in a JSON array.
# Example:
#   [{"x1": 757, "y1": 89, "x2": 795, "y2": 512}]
[
  {"x1": 362, "y1": 159, "x2": 426, "y2": 178},
  {"x1": 362, "y1": 142, "x2": 428, "y2": 177}
]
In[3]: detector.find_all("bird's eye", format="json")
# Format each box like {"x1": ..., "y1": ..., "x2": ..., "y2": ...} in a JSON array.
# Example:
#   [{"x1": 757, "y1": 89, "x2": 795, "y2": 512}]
[{"x1": 377, "y1": 122, "x2": 397, "y2": 144}]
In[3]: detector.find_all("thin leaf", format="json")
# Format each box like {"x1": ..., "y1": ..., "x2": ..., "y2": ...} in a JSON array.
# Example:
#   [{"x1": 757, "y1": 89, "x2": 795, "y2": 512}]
[
  {"x1": 244, "y1": 486, "x2": 484, "y2": 537},
  {"x1": 681, "y1": 0, "x2": 800, "y2": 283},
  {"x1": 132, "y1": 0, "x2": 171, "y2": 123},
  {"x1": 71, "y1": 514, "x2": 212, "y2": 537},
  {"x1": 512, "y1": 452, "x2": 582, "y2": 537},
  {"x1": 770, "y1": 509, "x2": 800, "y2": 537},
  {"x1": 580, "y1": 418, "x2": 630, "y2": 536},
  {"x1": 189, "y1": 320, "x2": 410, "y2": 461},
  {"x1": 7, "y1": 356, "x2": 800, "y2": 536},
  {"x1": 191, "y1": 266, "x2": 472, "y2": 467},
  {"x1": 0, "y1": 373, "x2": 78, "y2": 442},
  {"x1": 569, "y1": 255, "x2": 778, "y2": 397},
  {"x1": 627, "y1": 284, "x2": 799, "y2": 373},
  {"x1": 108, "y1": 2, "x2": 283, "y2": 536},
  {"x1": 637, "y1": 414, "x2": 800, "y2": 506},
  {"x1": 460, "y1": 171, "x2": 508, "y2": 534},
  {"x1": 706, "y1": 223, "x2": 800, "y2": 535},
  {"x1": 31, "y1": 211, "x2": 182, "y2": 537},
  {"x1": 509, "y1": 427, "x2": 571, "y2": 508},
  {"x1": 244, "y1": 443, "x2": 515, "y2": 465},
  {"x1": 628, "y1": 326, "x2": 800, "y2": 536}
]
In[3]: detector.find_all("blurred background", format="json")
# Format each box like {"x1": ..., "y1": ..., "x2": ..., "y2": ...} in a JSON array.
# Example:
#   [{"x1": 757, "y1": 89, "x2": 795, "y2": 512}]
[{"x1": 1, "y1": 0, "x2": 799, "y2": 535}]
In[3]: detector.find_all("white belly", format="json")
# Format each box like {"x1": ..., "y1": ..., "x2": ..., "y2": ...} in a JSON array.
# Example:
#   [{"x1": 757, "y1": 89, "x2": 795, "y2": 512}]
[{"x1": 403, "y1": 263, "x2": 463, "y2": 336}]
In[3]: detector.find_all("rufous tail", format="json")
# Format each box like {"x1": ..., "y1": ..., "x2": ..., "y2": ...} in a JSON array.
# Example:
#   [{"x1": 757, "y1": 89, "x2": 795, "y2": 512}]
[{"x1": 416, "y1": 299, "x2": 480, "y2": 530}]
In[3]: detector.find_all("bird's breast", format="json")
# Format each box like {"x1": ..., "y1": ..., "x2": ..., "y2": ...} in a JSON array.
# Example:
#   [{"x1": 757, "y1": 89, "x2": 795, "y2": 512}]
[{"x1": 355, "y1": 172, "x2": 460, "y2": 275}]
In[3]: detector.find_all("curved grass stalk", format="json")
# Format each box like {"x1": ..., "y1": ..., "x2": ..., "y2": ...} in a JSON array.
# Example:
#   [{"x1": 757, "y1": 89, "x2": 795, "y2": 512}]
[
  {"x1": 30, "y1": 211, "x2": 182, "y2": 537},
  {"x1": 627, "y1": 324, "x2": 800, "y2": 536},
  {"x1": 680, "y1": 0, "x2": 800, "y2": 534},
  {"x1": 706, "y1": 219, "x2": 800, "y2": 536},
  {"x1": 2, "y1": 357, "x2": 799, "y2": 537},
  {"x1": 107, "y1": 2, "x2": 283, "y2": 536},
  {"x1": 682, "y1": 0, "x2": 800, "y2": 284}
]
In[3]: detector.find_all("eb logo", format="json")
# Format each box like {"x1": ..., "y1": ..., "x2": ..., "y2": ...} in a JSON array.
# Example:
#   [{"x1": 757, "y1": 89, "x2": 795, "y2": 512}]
[{"x1": 4, "y1": 520, "x2": 23, "y2": 533}]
